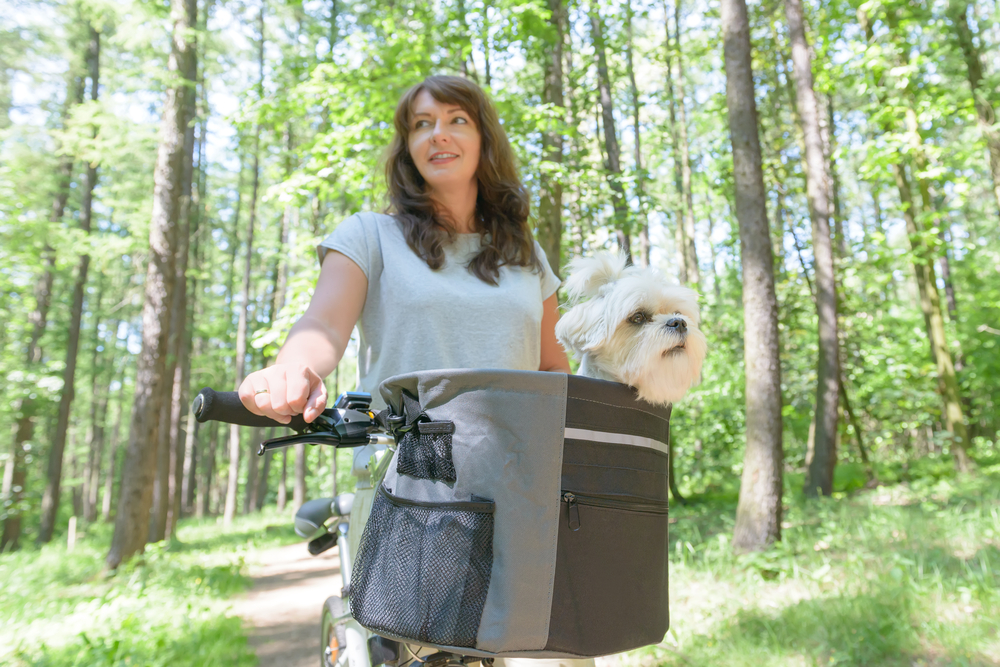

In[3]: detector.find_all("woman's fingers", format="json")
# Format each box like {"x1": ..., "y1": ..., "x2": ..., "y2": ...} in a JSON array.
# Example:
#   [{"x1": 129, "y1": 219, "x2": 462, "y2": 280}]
[
  {"x1": 304, "y1": 374, "x2": 328, "y2": 423},
  {"x1": 238, "y1": 376, "x2": 266, "y2": 416},
  {"x1": 265, "y1": 373, "x2": 293, "y2": 419},
  {"x1": 237, "y1": 365, "x2": 325, "y2": 425},
  {"x1": 285, "y1": 367, "x2": 315, "y2": 416}
]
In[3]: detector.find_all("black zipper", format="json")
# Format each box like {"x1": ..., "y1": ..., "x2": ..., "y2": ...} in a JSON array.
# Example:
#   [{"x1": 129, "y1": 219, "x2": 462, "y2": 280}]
[
  {"x1": 379, "y1": 484, "x2": 495, "y2": 513},
  {"x1": 561, "y1": 491, "x2": 668, "y2": 531}
]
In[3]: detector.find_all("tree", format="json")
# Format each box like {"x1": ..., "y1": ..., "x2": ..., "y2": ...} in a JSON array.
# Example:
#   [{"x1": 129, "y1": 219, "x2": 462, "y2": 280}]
[
  {"x1": 671, "y1": 0, "x2": 700, "y2": 285},
  {"x1": 784, "y1": 0, "x2": 840, "y2": 497},
  {"x1": 537, "y1": 0, "x2": 564, "y2": 277},
  {"x1": 2, "y1": 44, "x2": 85, "y2": 552},
  {"x1": 721, "y1": 0, "x2": 784, "y2": 552},
  {"x1": 225, "y1": 0, "x2": 265, "y2": 526},
  {"x1": 858, "y1": 6, "x2": 972, "y2": 471},
  {"x1": 625, "y1": 0, "x2": 650, "y2": 267},
  {"x1": 38, "y1": 23, "x2": 101, "y2": 543},
  {"x1": 106, "y1": 0, "x2": 198, "y2": 570},
  {"x1": 589, "y1": 3, "x2": 631, "y2": 257},
  {"x1": 946, "y1": 0, "x2": 1000, "y2": 219}
]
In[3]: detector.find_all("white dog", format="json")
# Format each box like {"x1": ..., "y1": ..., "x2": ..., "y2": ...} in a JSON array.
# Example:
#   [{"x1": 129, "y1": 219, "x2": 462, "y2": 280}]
[{"x1": 555, "y1": 251, "x2": 707, "y2": 406}]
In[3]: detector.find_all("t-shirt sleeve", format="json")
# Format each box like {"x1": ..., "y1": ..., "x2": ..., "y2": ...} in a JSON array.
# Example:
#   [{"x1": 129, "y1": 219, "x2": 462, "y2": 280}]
[
  {"x1": 534, "y1": 241, "x2": 562, "y2": 300},
  {"x1": 316, "y1": 213, "x2": 377, "y2": 279}
]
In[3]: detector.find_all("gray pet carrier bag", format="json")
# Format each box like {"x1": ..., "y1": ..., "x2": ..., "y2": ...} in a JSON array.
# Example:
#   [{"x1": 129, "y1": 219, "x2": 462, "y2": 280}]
[{"x1": 349, "y1": 369, "x2": 671, "y2": 659}]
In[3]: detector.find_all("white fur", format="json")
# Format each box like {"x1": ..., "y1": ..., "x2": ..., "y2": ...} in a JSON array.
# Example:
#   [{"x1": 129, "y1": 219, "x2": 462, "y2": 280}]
[{"x1": 556, "y1": 251, "x2": 707, "y2": 406}]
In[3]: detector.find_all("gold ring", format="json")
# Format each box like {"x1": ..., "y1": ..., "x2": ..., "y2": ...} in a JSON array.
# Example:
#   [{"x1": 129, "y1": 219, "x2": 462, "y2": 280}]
[{"x1": 254, "y1": 388, "x2": 269, "y2": 395}]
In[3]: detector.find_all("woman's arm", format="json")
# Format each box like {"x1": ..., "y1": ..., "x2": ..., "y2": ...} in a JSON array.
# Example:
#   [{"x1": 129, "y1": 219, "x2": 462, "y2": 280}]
[
  {"x1": 238, "y1": 251, "x2": 367, "y2": 423},
  {"x1": 539, "y1": 293, "x2": 572, "y2": 373}
]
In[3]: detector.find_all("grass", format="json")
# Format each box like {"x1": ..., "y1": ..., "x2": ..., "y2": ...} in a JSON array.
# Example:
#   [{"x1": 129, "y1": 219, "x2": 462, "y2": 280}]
[
  {"x1": 0, "y1": 509, "x2": 301, "y2": 666},
  {"x1": 634, "y1": 460, "x2": 1000, "y2": 666},
  {"x1": 2, "y1": 460, "x2": 998, "y2": 667}
]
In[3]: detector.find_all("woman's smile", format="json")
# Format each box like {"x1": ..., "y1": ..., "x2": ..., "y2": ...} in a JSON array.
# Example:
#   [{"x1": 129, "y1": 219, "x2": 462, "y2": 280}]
[{"x1": 408, "y1": 89, "x2": 481, "y2": 194}]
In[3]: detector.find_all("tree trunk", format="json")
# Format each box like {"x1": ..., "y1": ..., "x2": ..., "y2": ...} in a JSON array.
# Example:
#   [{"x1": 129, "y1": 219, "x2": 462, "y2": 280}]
[
  {"x1": 947, "y1": 0, "x2": 1000, "y2": 219},
  {"x1": 244, "y1": 427, "x2": 261, "y2": 513},
  {"x1": 721, "y1": 0, "x2": 784, "y2": 552},
  {"x1": 293, "y1": 443, "x2": 307, "y2": 510},
  {"x1": 85, "y1": 314, "x2": 116, "y2": 523},
  {"x1": 3, "y1": 66, "x2": 86, "y2": 552},
  {"x1": 106, "y1": 0, "x2": 197, "y2": 570},
  {"x1": 662, "y1": 1, "x2": 689, "y2": 281},
  {"x1": 893, "y1": 162, "x2": 971, "y2": 470},
  {"x1": 784, "y1": 0, "x2": 840, "y2": 497},
  {"x1": 626, "y1": 0, "x2": 650, "y2": 268},
  {"x1": 197, "y1": 421, "x2": 217, "y2": 518},
  {"x1": 673, "y1": 1, "x2": 700, "y2": 285},
  {"x1": 862, "y1": 8, "x2": 972, "y2": 471},
  {"x1": 255, "y1": 448, "x2": 270, "y2": 511},
  {"x1": 824, "y1": 95, "x2": 845, "y2": 258},
  {"x1": 537, "y1": 0, "x2": 564, "y2": 277},
  {"x1": 68, "y1": 433, "x2": 83, "y2": 518},
  {"x1": 705, "y1": 192, "x2": 722, "y2": 305},
  {"x1": 589, "y1": 5, "x2": 630, "y2": 259},
  {"x1": 101, "y1": 384, "x2": 124, "y2": 522},
  {"x1": 277, "y1": 449, "x2": 288, "y2": 511},
  {"x1": 225, "y1": 3, "x2": 265, "y2": 525},
  {"x1": 39, "y1": 26, "x2": 101, "y2": 543}
]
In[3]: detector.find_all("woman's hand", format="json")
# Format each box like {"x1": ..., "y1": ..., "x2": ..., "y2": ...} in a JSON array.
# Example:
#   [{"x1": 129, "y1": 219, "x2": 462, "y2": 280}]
[{"x1": 238, "y1": 363, "x2": 328, "y2": 424}]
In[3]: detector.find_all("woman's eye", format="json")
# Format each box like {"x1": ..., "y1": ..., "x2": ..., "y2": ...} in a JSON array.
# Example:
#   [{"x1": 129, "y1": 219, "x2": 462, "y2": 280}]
[
  {"x1": 414, "y1": 120, "x2": 430, "y2": 129},
  {"x1": 629, "y1": 312, "x2": 647, "y2": 325},
  {"x1": 453, "y1": 116, "x2": 468, "y2": 124}
]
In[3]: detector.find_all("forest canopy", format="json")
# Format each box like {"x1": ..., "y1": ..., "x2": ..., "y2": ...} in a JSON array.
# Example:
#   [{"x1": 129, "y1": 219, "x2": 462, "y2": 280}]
[{"x1": 1, "y1": 0, "x2": 998, "y2": 564}]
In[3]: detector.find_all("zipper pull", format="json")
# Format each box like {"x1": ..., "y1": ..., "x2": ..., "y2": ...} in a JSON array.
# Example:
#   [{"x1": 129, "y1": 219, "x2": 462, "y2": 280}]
[{"x1": 563, "y1": 493, "x2": 581, "y2": 531}]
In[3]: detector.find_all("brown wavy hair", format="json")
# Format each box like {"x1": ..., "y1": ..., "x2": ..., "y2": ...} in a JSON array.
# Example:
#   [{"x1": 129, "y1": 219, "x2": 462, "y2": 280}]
[{"x1": 385, "y1": 75, "x2": 543, "y2": 286}]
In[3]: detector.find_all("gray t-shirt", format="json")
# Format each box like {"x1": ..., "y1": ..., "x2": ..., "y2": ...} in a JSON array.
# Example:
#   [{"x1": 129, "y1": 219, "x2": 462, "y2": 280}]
[{"x1": 318, "y1": 211, "x2": 561, "y2": 409}]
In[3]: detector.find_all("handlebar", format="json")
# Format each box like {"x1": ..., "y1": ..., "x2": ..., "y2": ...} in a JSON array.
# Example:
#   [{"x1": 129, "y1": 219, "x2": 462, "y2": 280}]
[
  {"x1": 192, "y1": 388, "x2": 311, "y2": 431},
  {"x1": 191, "y1": 387, "x2": 395, "y2": 456}
]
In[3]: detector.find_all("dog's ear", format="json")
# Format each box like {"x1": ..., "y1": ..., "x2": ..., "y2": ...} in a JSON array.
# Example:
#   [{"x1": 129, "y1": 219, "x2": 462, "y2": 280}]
[
  {"x1": 555, "y1": 298, "x2": 609, "y2": 354},
  {"x1": 563, "y1": 251, "x2": 629, "y2": 304}
]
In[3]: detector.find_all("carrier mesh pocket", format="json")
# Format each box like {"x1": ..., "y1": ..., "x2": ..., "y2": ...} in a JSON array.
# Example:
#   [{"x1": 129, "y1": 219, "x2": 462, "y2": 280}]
[
  {"x1": 350, "y1": 486, "x2": 494, "y2": 648},
  {"x1": 396, "y1": 430, "x2": 457, "y2": 482}
]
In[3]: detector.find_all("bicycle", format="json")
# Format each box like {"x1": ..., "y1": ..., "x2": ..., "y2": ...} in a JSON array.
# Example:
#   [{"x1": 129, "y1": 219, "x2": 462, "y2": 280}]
[{"x1": 192, "y1": 387, "x2": 487, "y2": 667}]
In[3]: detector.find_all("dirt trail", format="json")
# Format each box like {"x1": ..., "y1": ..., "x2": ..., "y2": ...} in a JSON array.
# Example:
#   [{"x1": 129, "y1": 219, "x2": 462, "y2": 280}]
[
  {"x1": 234, "y1": 541, "x2": 343, "y2": 667},
  {"x1": 235, "y1": 542, "x2": 628, "y2": 667}
]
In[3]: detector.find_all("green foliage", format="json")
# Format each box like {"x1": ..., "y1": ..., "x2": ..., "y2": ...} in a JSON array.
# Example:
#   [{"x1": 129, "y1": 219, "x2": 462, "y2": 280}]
[
  {"x1": 644, "y1": 465, "x2": 1000, "y2": 665},
  {"x1": 0, "y1": 510, "x2": 300, "y2": 665}
]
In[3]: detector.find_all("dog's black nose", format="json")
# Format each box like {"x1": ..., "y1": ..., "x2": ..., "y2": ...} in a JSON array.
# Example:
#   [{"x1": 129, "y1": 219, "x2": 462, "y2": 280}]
[{"x1": 665, "y1": 318, "x2": 687, "y2": 333}]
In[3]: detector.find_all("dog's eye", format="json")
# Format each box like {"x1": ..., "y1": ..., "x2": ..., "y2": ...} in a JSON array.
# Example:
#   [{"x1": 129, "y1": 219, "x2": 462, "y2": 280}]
[{"x1": 628, "y1": 312, "x2": 649, "y2": 325}]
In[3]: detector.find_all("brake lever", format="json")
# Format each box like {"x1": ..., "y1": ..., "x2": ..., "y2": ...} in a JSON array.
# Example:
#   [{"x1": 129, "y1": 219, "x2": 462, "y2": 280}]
[{"x1": 257, "y1": 432, "x2": 347, "y2": 455}]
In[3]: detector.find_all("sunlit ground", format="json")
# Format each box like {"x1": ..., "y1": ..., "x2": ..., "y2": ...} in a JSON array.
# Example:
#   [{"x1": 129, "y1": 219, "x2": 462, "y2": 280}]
[{"x1": 1, "y1": 460, "x2": 998, "y2": 666}]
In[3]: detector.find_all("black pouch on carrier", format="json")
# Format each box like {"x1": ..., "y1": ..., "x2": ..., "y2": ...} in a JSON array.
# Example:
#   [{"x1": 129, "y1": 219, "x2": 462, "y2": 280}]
[{"x1": 350, "y1": 369, "x2": 671, "y2": 659}]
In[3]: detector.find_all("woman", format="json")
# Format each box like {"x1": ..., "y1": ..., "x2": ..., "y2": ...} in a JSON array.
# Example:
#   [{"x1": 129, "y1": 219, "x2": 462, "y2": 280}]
[
  {"x1": 241, "y1": 76, "x2": 593, "y2": 667},
  {"x1": 239, "y1": 75, "x2": 569, "y2": 420}
]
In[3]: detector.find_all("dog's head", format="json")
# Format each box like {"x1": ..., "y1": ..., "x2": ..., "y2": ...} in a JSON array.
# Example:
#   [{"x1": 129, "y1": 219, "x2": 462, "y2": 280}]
[{"x1": 555, "y1": 251, "x2": 707, "y2": 406}]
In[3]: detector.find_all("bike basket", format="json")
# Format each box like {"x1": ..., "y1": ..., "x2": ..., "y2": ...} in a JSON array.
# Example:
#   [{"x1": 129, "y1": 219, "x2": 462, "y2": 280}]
[{"x1": 349, "y1": 369, "x2": 671, "y2": 659}]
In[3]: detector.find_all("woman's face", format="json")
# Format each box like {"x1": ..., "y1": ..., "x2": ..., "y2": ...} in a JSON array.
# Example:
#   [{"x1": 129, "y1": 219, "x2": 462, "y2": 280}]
[{"x1": 407, "y1": 89, "x2": 481, "y2": 196}]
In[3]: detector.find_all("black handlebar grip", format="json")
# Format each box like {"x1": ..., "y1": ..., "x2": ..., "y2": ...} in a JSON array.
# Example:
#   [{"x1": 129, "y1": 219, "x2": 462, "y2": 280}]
[{"x1": 192, "y1": 387, "x2": 310, "y2": 432}]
